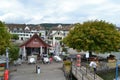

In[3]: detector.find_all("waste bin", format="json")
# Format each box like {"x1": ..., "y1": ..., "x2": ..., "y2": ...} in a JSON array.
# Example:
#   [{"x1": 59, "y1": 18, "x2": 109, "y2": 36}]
[{"x1": 36, "y1": 65, "x2": 40, "y2": 74}]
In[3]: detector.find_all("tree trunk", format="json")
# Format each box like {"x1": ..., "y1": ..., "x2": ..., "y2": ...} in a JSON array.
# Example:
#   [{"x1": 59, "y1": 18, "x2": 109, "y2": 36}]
[{"x1": 89, "y1": 51, "x2": 92, "y2": 57}]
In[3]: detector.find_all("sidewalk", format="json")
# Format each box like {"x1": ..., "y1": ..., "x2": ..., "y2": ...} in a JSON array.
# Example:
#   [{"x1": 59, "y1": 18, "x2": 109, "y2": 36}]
[{"x1": 9, "y1": 62, "x2": 66, "y2": 80}]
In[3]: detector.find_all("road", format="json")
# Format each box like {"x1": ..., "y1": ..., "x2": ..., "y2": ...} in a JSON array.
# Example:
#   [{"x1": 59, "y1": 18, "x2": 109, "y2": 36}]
[{"x1": 9, "y1": 62, "x2": 66, "y2": 80}]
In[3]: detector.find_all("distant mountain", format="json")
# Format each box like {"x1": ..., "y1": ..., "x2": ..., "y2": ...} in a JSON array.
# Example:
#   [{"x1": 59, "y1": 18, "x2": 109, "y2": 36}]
[
  {"x1": 40, "y1": 23, "x2": 72, "y2": 27},
  {"x1": 5, "y1": 23, "x2": 72, "y2": 30}
]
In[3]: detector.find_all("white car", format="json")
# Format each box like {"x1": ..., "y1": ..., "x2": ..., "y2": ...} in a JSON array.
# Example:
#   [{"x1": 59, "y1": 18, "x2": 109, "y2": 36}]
[{"x1": 53, "y1": 55, "x2": 62, "y2": 62}]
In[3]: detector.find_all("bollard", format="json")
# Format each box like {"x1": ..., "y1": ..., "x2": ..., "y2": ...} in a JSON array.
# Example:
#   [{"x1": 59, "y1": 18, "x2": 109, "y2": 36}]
[
  {"x1": 4, "y1": 69, "x2": 9, "y2": 80},
  {"x1": 37, "y1": 66, "x2": 40, "y2": 74}
]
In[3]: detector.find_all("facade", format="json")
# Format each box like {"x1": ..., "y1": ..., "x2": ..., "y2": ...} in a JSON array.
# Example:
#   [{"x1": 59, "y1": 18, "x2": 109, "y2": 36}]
[
  {"x1": 48, "y1": 25, "x2": 72, "y2": 46},
  {"x1": 47, "y1": 25, "x2": 73, "y2": 55},
  {"x1": 6, "y1": 24, "x2": 46, "y2": 41},
  {"x1": 6, "y1": 24, "x2": 73, "y2": 46}
]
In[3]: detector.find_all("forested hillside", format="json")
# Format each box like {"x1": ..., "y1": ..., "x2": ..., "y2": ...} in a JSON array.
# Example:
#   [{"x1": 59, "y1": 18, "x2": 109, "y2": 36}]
[{"x1": 40, "y1": 23, "x2": 71, "y2": 29}]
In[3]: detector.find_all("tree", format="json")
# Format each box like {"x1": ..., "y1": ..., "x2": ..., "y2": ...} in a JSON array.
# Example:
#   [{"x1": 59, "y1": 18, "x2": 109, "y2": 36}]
[
  {"x1": 63, "y1": 20, "x2": 120, "y2": 56},
  {"x1": 39, "y1": 33, "x2": 41, "y2": 37},
  {"x1": 11, "y1": 34, "x2": 19, "y2": 40},
  {"x1": 0, "y1": 21, "x2": 11, "y2": 55},
  {"x1": 9, "y1": 44, "x2": 19, "y2": 62}
]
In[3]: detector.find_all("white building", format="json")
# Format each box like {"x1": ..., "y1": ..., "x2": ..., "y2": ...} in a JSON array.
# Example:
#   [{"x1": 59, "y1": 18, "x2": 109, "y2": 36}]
[
  {"x1": 48, "y1": 25, "x2": 72, "y2": 46},
  {"x1": 6, "y1": 24, "x2": 46, "y2": 41},
  {"x1": 6, "y1": 24, "x2": 73, "y2": 49}
]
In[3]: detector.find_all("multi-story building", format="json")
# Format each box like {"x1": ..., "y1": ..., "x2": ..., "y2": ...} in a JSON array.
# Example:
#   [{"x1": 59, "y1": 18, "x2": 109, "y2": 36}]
[
  {"x1": 48, "y1": 25, "x2": 72, "y2": 46},
  {"x1": 6, "y1": 24, "x2": 46, "y2": 41},
  {"x1": 47, "y1": 24, "x2": 73, "y2": 55},
  {"x1": 6, "y1": 24, "x2": 73, "y2": 49}
]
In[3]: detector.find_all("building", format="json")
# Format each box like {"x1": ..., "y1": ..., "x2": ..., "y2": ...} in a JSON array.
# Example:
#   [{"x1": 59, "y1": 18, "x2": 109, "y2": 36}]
[
  {"x1": 6, "y1": 23, "x2": 73, "y2": 55},
  {"x1": 48, "y1": 24, "x2": 72, "y2": 46},
  {"x1": 6, "y1": 24, "x2": 46, "y2": 41},
  {"x1": 47, "y1": 25, "x2": 73, "y2": 55},
  {"x1": 19, "y1": 33, "x2": 50, "y2": 60}
]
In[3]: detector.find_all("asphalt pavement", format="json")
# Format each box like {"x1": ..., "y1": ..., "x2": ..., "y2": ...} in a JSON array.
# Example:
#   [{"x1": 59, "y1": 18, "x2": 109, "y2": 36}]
[{"x1": 9, "y1": 62, "x2": 66, "y2": 80}]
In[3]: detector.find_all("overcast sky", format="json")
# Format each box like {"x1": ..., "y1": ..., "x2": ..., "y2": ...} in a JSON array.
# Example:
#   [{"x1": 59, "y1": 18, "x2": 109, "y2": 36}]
[{"x1": 0, "y1": 0, "x2": 120, "y2": 26}]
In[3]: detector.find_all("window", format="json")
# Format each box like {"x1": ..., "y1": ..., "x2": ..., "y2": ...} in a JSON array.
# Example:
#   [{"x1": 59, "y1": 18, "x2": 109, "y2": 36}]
[
  {"x1": 55, "y1": 37, "x2": 62, "y2": 40},
  {"x1": 19, "y1": 28, "x2": 23, "y2": 31}
]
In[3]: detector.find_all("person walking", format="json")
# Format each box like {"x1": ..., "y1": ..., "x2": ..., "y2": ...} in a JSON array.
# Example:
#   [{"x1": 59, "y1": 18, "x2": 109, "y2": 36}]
[
  {"x1": 89, "y1": 60, "x2": 97, "y2": 72},
  {"x1": 89, "y1": 60, "x2": 97, "y2": 79}
]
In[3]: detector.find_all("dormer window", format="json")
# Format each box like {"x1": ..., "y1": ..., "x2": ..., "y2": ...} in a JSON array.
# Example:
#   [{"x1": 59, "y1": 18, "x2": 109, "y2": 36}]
[
  {"x1": 57, "y1": 25, "x2": 62, "y2": 28},
  {"x1": 25, "y1": 26, "x2": 30, "y2": 31}
]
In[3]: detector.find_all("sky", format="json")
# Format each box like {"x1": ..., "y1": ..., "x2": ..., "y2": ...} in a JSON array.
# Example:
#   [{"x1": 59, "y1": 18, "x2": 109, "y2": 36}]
[{"x1": 0, "y1": 0, "x2": 120, "y2": 26}]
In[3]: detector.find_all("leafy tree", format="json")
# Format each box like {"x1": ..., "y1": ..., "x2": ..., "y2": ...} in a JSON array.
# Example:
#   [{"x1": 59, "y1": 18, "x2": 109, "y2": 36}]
[
  {"x1": 63, "y1": 20, "x2": 120, "y2": 56},
  {"x1": 11, "y1": 34, "x2": 19, "y2": 40},
  {"x1": 9, "y1": 44, "x2": 19, "y2": 62},
  {"x1": 39, "y1": 33, "x2": 41, "y2": 37},
  {"x1": 0, "y1": 21, "x2": 11, "y2": 55}
]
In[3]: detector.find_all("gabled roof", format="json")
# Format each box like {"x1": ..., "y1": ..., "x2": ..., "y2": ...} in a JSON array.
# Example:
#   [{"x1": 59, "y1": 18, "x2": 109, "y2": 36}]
[
  {"x1": 20, "y1": 33, "x2": 50, "y2": 48},
  {"x1": 50, "y1": 30, "x2": 64, "y2": 37}
]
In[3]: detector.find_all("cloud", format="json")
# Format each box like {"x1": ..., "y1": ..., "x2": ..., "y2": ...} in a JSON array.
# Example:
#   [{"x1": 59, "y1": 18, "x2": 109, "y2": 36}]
[{"x1": 0, "y1": 0, "x2": 120, "y2": 26}]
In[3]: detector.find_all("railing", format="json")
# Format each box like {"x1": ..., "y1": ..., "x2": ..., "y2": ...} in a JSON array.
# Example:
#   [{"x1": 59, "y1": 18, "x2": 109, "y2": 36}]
[{"x1": 72, "y1": 63, "x2": 103, "y2": 80}]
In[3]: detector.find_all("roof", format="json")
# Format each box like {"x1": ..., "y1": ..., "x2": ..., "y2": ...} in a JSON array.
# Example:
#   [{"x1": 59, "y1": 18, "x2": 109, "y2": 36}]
[
  {"x1": 49, "y1": 30, "x2": 64, "y2": 37},
  {"x1": 51, "y1": 25, "x2": 73, "y2": 31},
  {"x1": 20, "y1": 33, "x2": 51, "y2": 48},
  {"x1": 6, "y1": 24, "x2": 45, "y2": 31}
]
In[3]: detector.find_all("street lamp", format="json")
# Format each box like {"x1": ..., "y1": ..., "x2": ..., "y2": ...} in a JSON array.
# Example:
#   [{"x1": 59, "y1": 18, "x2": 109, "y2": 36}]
[{"x1": 6, "y1": 47, "x2": 9, "y2": 69}]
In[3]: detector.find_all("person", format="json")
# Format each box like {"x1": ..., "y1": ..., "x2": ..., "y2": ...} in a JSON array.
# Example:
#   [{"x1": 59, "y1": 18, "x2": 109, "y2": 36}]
[
  {"x1": 89, "y1": 60, "x2": 97, "y2": 72},
  {"x1": 49, "y1": 56, "x2": 53, "y2": 63}
]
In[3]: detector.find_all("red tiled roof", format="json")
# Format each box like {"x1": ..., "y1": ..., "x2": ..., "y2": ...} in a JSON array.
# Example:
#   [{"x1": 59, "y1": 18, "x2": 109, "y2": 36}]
[{"x1": 20, "y1": 33, "x2": 51, "y2": 48}]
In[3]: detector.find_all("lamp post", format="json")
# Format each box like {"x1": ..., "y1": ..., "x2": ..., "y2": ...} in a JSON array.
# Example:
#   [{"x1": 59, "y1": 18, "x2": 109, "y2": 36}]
[
  {"x1": 4, "y1": 47, "x2": 10, "y2": 80},
  {"x1": 6, "y1": 48, "x2": 9, "y2": 69}
]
